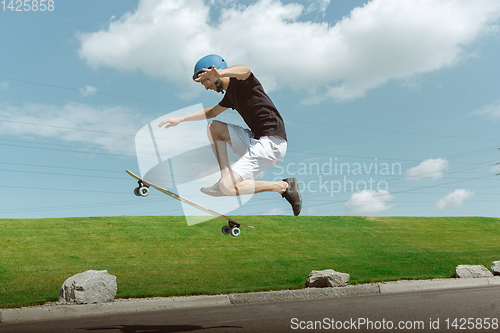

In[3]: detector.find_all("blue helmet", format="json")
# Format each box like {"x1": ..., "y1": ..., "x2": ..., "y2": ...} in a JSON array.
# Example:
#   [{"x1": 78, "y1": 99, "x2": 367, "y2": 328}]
[{"x1": 192, "y1": 54, "x2": 227, "y2": 80}]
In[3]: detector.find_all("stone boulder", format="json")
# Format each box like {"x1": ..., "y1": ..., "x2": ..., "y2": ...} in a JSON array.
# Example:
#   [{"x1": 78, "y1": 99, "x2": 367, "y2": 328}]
[
  {"x1": 306, "y1": 269, "x2": 350, "y2": 288},
  {"x1": 492, "y1": 261, "x2": 500, "y2": 276},
  {"x1": 59, "y1": 270, "x2": 117, "y2": 304},
  {"x1": 454, "y1": 265, "x2": 493, "y2": 278}
]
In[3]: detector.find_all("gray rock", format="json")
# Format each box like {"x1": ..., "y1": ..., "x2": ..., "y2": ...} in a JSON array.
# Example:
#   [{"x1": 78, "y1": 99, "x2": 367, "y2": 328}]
[
  {"x1": 59, "y1": 270, "x2": 117, "y2": 304},
  {"x1": 454, "y1": 265, "x2": 493, "y2": 278},
  {"x1": 492, "y1": 261, "x2": 500, "y2": 276},
  {"x1": 306, "y1": 269, "x2": 350, "y2": 288}
]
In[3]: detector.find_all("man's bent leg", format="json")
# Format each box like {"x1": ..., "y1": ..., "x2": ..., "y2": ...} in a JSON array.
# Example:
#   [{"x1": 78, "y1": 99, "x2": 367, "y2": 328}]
[
  {"x1": 206, "y1": 120, "x2": 232, "y2": 177},
  {"x1": 218, "y1": 171, "x2": 302, "y2": 215},
  {"x1": 219, "y1": 171, "x2": 288, "y2": 196},
  {"x1": 201, "y1": 121, "x2": 233, "y2": 197},
  {"x1": 204, "y1": 122, "x2": 302, "y2": 215}
]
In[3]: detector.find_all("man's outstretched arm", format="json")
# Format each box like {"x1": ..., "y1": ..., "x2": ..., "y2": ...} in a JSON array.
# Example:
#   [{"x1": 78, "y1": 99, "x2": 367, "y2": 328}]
[{"x1": 158, "y1": 104, "x2": 227, "y2": 129}]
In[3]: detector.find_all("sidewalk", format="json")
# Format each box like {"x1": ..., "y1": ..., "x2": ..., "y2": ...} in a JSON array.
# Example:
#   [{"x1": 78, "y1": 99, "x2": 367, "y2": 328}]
[{"x1": 2, "y1": 277, "x2": 500, "y2": 324}]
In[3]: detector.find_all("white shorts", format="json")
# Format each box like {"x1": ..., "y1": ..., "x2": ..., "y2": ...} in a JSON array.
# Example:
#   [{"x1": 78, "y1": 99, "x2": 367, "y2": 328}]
[{"x1": 227, "y1": 124, "x2": 287, "y2": 180}]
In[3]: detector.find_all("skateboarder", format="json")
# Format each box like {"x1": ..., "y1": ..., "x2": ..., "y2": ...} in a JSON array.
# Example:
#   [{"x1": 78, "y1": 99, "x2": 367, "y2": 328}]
[{"x1": 158, "y1": 54, "x2": 301, "y2": 216}]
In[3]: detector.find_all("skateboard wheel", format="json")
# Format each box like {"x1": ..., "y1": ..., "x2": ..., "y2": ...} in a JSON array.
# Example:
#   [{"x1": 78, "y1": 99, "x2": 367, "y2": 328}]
[
  {"x1": 230, "y1": 227, "x2": 241, "y2": 237},
  {"x1": 222, "y1": 226, "x2": 231, "y2": 235},
  {"x1": 139, "y1": 187, "x2": 149, "y2": 197},
  {"x1": 134, "y1": 187, "x2": 140, "y2": 196}
]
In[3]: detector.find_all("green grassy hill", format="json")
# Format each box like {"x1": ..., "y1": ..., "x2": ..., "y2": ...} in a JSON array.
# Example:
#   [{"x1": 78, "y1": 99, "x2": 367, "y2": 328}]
[{"x1": 1, "y1": 216, "x2": 499, "y2": 308}]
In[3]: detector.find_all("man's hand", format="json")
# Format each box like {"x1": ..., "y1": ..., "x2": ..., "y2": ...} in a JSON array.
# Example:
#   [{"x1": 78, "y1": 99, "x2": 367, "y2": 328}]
[
  {"x1": 158, "y1": 117, "x2": 182, "y2": 129},
  {"x1": 194, "y1": 66, "x2": 220, "y2": 84}
]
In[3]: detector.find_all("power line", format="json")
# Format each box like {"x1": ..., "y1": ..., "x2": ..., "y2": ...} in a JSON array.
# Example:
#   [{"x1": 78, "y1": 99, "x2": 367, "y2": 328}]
[
  {"x1": 0, "y1": 185, "x2": 127, "y2": 195},
  {"x1": 2, "y1": 75, "x2": 498, "y2": 143},
  {"x1": 0, "y1": 161, "x2": 120, "y2": 174},
  {"x1": 0, "y1": 168, "x2": 125, "y2": 180},
  {"x1": 1, "y1": 139, "x2": 496, "y2": 190},
  {"x1": 286, "y1": 119, "x2": 499, "y2": 142},
  {"x1": 2, "y1": 76, "x2": 499, "y2": 215},
  {"x1": 303, "y1": 171, "x2": 496, "y2": 209},
  {"x1": 0, "y1": 75, "x2": 186, "y2": 107},
  {"x1": 0, "y1": 198, "x2": 166, "y2": 214},
  {"x1": 0, "y1": 141, "x2": 136, "y2": 158},
  {"x1": 0, "y1": 137, "x2": 136, "y2": 154}
]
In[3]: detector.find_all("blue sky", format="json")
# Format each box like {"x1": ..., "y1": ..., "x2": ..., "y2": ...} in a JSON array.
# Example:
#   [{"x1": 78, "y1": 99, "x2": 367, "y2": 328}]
[{"x1": 1, "y1": 0, "x2": 500, "y2": 220}]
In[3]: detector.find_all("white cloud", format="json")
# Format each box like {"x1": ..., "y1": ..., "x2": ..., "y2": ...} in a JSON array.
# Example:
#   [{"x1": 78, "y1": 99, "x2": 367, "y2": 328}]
[
  {"x1": 78, "y1": 0, "x2": 212, "y2": 99},
  {"x1": 307, "y1": 0, "x2": 331, "y2": 15},
  {"x1": 79, "y1": 85, "x2": 97, "y2": 97},
  {"x1": 472, "y1": 99, "x2": 500, "y2": 121},
  {"x1": 435, "y1": 189, "x2": 475, "y2": 210},
  {"x1": 492, "y1": 163, "x2": 500, "y2": 174},
  {"x1": 344, "y1": 189, "x2": 394, "y2": 215},
  {"x1": 0, "y1": 102, "x2": 144, "y2": 153},
  {"x1": 306, "y1": 207, "x2": 326, "y2": 216},
  {"x1": 265, "y1": 207, "x2": 289, "y2": 215},
  {"x1": 0, "y1": 82, "x2": 9, "y2": 90},
  {"x1": 78, "y1": 0, "x2": 500, "y2": 102},
  {"x1": 406, "y1": 158, "x2": 448, "y2": 180}
]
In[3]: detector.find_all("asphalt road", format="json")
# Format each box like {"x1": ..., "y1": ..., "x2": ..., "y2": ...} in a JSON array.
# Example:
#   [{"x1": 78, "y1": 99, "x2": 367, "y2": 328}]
[{"x1": 2, "y1": 286, "x2": 500, "y2": 333}]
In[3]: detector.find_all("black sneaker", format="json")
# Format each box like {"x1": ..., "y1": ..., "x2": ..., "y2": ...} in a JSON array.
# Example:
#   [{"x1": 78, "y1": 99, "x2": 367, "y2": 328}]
[{"x1": 281, "y1": 178, "x2": 302, "y2": 216}]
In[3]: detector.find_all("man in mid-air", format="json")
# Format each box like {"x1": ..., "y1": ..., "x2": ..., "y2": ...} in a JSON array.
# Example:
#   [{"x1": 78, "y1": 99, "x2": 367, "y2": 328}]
[{"x1": 158, "y1": 54, "x2": 301, "y2": 216}]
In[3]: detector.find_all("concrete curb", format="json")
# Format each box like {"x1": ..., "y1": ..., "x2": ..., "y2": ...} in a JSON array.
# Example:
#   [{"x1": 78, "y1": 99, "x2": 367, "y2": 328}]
[
  {"x1": 229, "y1": 277, "x2": 500, "y2": 304},
  {"x1": 228, "y1": 284, "x2": 380, "y2": 304},
  {"x1": 378, "y1": 276, "x2": 500, "y2": 293},
  {"x1": 2, "y1": 277, "x2": 499, "y2": 324},
  {"x1": 0, "y1": 295, "x2": 231, "y2": 324}
]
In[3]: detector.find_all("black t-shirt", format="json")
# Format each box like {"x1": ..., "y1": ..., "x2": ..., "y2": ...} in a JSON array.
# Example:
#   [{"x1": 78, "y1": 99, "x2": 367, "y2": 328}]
[{"x1": 219, "y1": 73, "x2": 287, "y2": 141}]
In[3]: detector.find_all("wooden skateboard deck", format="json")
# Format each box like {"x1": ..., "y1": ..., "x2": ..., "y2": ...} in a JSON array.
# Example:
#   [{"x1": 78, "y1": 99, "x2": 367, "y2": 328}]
[{"x1": 126, "y1": 169, "x2": 254, "y2": 236}]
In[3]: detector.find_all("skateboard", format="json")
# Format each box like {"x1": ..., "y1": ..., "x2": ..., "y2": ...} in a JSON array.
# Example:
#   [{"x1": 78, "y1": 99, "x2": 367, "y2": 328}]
[{"x1": 126, "y1": 169, "x2": 254, "y2": 237}]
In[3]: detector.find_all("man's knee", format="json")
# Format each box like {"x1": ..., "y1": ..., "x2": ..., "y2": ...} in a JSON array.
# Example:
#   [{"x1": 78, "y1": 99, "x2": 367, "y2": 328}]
[
  {"x1": 207, "y1": 120, "x2": 222, "y2": 135},
  {"x1": 207, "y1": 120, "x2": 229, "y2": 142}
]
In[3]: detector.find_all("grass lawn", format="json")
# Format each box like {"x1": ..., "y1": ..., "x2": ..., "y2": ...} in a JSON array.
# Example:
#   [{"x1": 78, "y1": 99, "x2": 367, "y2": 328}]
[{"x1": 1, "y1": 215, "x2": 499, "y2": 308}]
